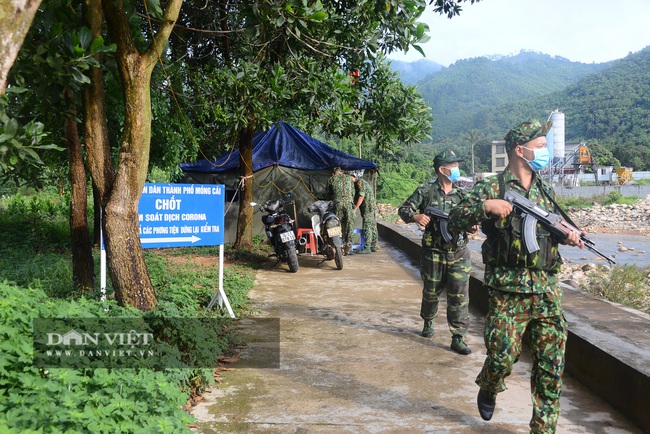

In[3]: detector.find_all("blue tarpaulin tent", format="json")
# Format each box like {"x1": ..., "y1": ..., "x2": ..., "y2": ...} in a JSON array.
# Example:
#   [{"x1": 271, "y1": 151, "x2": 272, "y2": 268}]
[
  {"x1": 179, "y1": 122, "x2": 377, "y2": 241},
  {"x1": 179, "y1": 122, "x2": 377, "y2": 173}
]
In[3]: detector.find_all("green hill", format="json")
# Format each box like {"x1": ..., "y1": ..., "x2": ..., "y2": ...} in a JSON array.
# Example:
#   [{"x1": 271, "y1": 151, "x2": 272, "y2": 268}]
[{"x1": 412, "y1": 50, "x2": 611, "y2": 141}]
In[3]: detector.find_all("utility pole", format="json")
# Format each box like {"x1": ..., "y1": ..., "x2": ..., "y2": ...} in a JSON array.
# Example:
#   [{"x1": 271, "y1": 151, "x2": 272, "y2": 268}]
[{"x1": 471, "y1": 141, "x2": 475, "y2": 175}]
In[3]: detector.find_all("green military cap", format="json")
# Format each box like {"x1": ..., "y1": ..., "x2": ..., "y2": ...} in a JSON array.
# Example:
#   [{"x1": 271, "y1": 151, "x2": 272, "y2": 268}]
[
  {"x1": 331, "y1": 166, "x2": 342, "y2": 173},
  {"x1": 504, "y1": 119, "x2": 553, "y2": 151},
  {"x1": 434, "y1": 150, "x2": 464, "y2": 168}
]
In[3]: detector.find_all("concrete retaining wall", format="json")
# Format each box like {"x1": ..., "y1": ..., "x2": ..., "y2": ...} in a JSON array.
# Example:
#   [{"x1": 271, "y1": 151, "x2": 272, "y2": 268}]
[
  {"x1": 554, "y1": 184, "x2": 650, "y2": 199},
  {"x1": 377, "y1": 220, "x2": 650, "y2": 433}
]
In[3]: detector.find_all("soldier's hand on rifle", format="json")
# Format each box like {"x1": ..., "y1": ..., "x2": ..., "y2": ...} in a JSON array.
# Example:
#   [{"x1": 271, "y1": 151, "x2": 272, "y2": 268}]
[
  {"x1": 413, "y1": 213, "x2": 430, "y2": 227},
  {"x1": 484, "y1": 199, "x2": 513, "y2": 219},
  {"x1": 563, "y1": 227, "x2": 585, "y2": 248}
]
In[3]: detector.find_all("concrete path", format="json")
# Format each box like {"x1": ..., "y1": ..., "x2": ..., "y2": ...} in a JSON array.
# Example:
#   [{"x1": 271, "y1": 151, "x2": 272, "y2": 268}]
[{"x1": 191, "y1": 242, "x2": 642, "y2": 433}]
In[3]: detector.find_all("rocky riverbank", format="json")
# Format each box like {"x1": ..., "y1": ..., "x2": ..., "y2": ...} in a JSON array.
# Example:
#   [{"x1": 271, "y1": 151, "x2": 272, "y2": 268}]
[
  {"x1": 377, "y1": 196, "x2": 650, "y2": 236},
  {"x1": 377, "y1": 196, "x2": 650, "y2": 288}
]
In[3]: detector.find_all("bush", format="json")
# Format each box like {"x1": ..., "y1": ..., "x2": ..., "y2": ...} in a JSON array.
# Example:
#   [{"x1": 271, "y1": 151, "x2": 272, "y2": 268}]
[
  {"x1": 0, "y1": 282, "x2": 194, "y2": 433},
  {"x1": 0, "y1": 192, "x2": 256, "y2": 433},
  {"x1": 558, "y1": 192, "x2": 640, "y2": 209},
  {"x1": 583, "y1": 265, "x2": 650, "y2": 314}
]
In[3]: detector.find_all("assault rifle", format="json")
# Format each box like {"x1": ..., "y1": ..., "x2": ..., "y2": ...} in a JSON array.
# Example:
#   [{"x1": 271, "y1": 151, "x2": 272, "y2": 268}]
[
  {"x1": 503, "y1": 190, "x2": 616, "y2": 264},
  {"x1": 424, "y1": 206, "x2": 453, "y2": 243}
]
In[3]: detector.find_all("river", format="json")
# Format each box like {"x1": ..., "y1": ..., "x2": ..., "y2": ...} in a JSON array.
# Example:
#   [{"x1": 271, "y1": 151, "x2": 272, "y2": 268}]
[
  {"x1": 402, "y1": 224, "x2": 649, "y2": 267},
  {"x1": 468, "y1": 232, "x2": 648, "y2": 267}
]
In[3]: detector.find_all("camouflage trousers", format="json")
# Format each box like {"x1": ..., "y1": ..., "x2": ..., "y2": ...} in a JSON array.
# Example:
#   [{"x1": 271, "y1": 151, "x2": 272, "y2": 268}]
[
  {"x1": 360, "y1": 210, "x2": 378, "y2": 249},
  {"x1": 419, "y1": 246, "x2": 471, "y2": 336},
  {"x1": 476, "y1": 285, "x2": 567, "y2": 434},
  {"x1": 335, "y1": 202, "x2": 355, "y2": 247}
]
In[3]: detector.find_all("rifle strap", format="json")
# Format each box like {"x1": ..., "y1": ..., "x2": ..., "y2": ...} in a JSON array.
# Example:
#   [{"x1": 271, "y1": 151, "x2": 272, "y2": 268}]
[
  {"x1": 497, "y1": 172, "x2": 506, "y2": 199},
  {"x1": 498, "y1": 172, "x2": 581, "y2": 230}
]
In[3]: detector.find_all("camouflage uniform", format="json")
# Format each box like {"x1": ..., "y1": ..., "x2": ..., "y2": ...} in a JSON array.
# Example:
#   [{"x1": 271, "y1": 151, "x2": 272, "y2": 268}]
[
  {"x1": 327, "y1": 170, "x2": 355, "y2": 248},
  {"x1": 398, "y1": 178, "x2": 471, "y2": 338},
  {"x1": 448, "y1": 119, "x2": 566, "y2": 433},
  {"x1": 355, "y1": 177, "x2": 378, "y2": 251}
]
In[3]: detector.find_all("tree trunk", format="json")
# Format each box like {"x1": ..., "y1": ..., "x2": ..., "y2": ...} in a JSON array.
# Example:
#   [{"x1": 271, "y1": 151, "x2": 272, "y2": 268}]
[
  {"x1": 234, "y1": 125, "x2": 255, "y2": 249},
  {"x1": 65, "y1": 88, "x2": 94, "y2": 291},
  {"x1": 0, "y1": 0, "x2": 41, "y2": 93},
  {"x1": 98, "y1": 0, "x2": 183, "y2": 309},
  {"x1": 103, "y1": 57, "x2": 157, "y2": 309}
]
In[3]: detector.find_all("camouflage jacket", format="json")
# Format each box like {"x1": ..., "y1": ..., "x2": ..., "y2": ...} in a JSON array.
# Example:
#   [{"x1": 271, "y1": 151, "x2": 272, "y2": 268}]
[
  {"x1": 327, "y1": 173, "x2": 355, "y2": 204},
  {"x1": 398, "y1": 179, "x2": 469, "y2": 252},
  {"x1": 355, "y1": 178, "x2": 376, "y2": 215},
  {"x1": 448, "y1": 168, "x2": 562, "y2": 294}
]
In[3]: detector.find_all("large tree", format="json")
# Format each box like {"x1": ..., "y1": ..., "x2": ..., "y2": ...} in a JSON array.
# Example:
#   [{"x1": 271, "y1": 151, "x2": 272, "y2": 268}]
[
  {"x1": 7, "y1": 1, "x2": 116, "y2": 292},
  {"x1": 176, "y1": 0, "x2": 480, "y2": 249},
  {"x1": 81, "y1": 0, "x2": 184, "y2": 309}
]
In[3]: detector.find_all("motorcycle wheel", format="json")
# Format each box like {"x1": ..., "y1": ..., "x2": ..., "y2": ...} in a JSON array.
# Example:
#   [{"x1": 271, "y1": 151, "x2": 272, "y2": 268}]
[
  {"x1": 287, "y1": 246, "x2": 299, "y2": 273},
  {"x1": 333, "y1": 244, "x2": 343, "y2": 270}
]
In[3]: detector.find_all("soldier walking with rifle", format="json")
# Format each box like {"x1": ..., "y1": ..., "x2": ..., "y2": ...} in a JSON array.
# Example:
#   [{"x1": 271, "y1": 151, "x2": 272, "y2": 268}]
[
  {"x1": 448, "y1": 119, "x2": 585, "y2": 433},
  {"x1": 398, "y1": 150, "x2": 474, "y2": 355}
]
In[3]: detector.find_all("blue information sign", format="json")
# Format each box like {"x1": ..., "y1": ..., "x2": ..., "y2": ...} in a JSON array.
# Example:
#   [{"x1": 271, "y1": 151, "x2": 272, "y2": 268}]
[{"x1": 138, "y1": 183, "x2": 225, "y2": 248}]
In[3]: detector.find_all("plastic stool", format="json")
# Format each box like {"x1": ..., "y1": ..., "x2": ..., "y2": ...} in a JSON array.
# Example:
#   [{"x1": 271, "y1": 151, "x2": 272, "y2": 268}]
[
  {"x1": 297, "y1": 228, "x2": 317, "y2": 255},
  {"x1": 351, "y1": 228, "x2": 365, "y2": 251}
]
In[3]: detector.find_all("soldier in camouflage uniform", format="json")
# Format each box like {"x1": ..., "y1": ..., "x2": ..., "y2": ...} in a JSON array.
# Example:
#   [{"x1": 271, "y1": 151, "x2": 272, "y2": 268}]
[
  {"x1": 448, "y1": 119, "x2": 584, "y2": 433},
  {"x1": 327, "y1": 167, "x2": 356, "y2": 255},
  {"x1": 352, "y1": 170, "x2": 378, "y2": 254},
  {"x1": 398, "y1": 150, "x2": 473, "y2": 355}
]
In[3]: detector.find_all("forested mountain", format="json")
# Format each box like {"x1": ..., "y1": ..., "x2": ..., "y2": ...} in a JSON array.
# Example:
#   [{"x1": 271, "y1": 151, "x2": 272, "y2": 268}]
[
  {"x1": 456, "y1": 47, "x2": 650, "y2": 169},
  {"x1": 412, "y1": 51, "x2": 611, "y2": 141},
  {"x1": 502, "y1": 47, "x2": 650, "y2": 145},
  {"x1": 388, "y1": 59, "x2": 444, "y2": 85}
]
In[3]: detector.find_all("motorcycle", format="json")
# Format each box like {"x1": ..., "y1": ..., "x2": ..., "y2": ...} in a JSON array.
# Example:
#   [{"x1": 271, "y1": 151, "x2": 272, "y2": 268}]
[
  {"x1": 251, "y1": 198, "x2": 300, "y2": 273},
  {"x1": 306, "y1": 200, "x2": 344, "y2": 270}
]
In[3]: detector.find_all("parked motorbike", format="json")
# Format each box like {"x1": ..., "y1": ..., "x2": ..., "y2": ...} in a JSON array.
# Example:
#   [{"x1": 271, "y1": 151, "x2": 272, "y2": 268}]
[
  {"x1": 251, "y1": 198, "x2": 299, "y2": 272},
  {"x1": 306, "y1": 200, "x2": 344, "y2": 270}
]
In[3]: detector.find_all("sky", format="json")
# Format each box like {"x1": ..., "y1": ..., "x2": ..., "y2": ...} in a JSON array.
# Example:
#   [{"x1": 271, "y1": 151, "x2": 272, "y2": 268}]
[{"x1": 387, "y1": 0, "x2": 650, "y2": 66}]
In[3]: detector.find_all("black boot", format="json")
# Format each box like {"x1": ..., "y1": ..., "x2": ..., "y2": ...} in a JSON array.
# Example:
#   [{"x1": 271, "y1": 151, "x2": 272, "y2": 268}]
[
  {"x1": 477, "y1": 389, "x2": 496, "y2": 421},
  {"x1": 421, "y1": 320, "x2": 434, "y2": 338}
]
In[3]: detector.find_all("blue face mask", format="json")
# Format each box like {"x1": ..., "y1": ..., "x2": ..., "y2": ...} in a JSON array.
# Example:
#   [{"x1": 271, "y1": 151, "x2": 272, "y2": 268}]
[
  {"x1": 442, "y1": 166, "x2": 461, "y2": 182},
  {"x1": 521, "y1": 146, "x2": 550, "y2": 171}
]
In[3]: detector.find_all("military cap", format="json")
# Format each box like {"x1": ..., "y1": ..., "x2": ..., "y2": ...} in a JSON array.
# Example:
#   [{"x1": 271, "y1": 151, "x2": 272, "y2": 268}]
[
  {"x1": 504, "y1": 119, "x2": 553, "y2": 151},
  {"x1": 331, "y1": 166, "x2": 342, "y2": 173},
  {"x1": 434, "y1": 150, "x2": 464, "y2": 168}
]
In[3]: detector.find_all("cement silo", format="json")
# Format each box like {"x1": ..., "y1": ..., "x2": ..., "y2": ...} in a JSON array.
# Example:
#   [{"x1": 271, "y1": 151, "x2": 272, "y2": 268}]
[{"x1": 550, "y1": 110, "x2": 565, "y2": 159}]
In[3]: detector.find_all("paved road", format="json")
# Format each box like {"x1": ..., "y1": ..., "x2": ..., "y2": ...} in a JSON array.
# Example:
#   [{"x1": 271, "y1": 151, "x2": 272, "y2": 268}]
[{"x1": 191, "y1": 241, "x2": 642, "y2": 433}]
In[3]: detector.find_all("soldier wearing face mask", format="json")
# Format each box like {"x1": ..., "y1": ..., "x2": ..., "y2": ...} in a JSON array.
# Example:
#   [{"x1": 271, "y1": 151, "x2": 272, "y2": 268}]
[
  {"x1": 449, "y1": 119, "x2": 584, "y2": 433},
  {"x1": 398, "y1": 150, "x2": 474, "y2": 355}
]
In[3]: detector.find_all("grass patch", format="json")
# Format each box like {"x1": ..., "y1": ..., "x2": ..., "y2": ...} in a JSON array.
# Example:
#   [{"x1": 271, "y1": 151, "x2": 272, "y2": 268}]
[
  {"x1": 582, "y1": 265, "x2": 650, "y2": 315},
  {"x1": 558, "y1": 190, "x2": 640, "y2": 209}
]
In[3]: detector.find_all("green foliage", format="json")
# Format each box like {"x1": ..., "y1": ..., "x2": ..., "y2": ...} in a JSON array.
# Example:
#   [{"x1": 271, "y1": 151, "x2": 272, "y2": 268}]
[
  {"x1": 613, "y1": 144, "x2": 650, "y2": 171},
  {"x1": 0, "y1": 193, "x2": 258, "y2": 432},
  {"x1": 582, "y1": 265, "x2": 650, "y2": 315},
  {"x1": 4, "y1": 0, "x2": 116, "y2": 186},
  {"x1": 376, "y1": 162, "x2": 430, "y2": 205},
  {"x1": 0, "y1": 93, "x2": 60, "y2": 181},
  {"x1": 0, "y1": 282, "x2": 195, "y2": 433}
]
